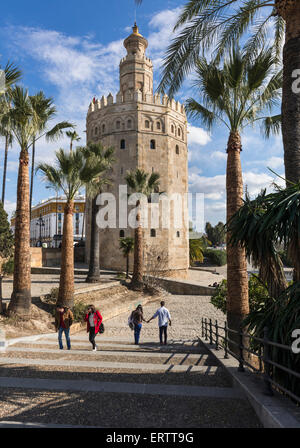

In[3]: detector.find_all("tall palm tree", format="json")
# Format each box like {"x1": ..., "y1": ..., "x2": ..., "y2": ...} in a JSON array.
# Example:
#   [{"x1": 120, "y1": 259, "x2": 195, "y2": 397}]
[
  {"x1": 29, "y1": 92, "x2": 72, "y2": 219},
  {"x1": 37, "y1": 148, "x2": 106, "y2": 308},
  {"x1": 228, "y1": 190, "x2": 288, "y2": 299},
  {"x1": 120, "y1": 237, "x2": 135, "y2": 278},
  {"x1": 157, "y1": 0, "x2": 299, "y2": 185},
  {"x1": 5, "y1": 86, "x2": 73, "y2": 316},
  {"x1": 125, "y1": 168, "x2": 160, "y2": 290},
  {"x1": 81, "y1": 142, "x2": 115, "y2": 283},
  {"x1": 66, "y1": 130, "x2": 81, "y2": 153},
  {"x1": 0, "y1": 62, "x2": 22, "y2": 206},
  {"x1": 185, "y1": 48, "x2": 282, "y2": 335}
]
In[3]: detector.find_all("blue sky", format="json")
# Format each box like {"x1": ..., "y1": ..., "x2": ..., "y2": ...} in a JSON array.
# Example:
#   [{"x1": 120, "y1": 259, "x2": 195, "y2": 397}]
[{"x1": 0, "y1": 0, "x2": 284, "y2": 229}]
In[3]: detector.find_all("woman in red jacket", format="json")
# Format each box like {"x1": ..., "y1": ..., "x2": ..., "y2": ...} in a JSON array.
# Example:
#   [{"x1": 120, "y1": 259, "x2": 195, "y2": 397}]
[{"x1": 84, "y1": 305, "x2": 103, "y2": 351}]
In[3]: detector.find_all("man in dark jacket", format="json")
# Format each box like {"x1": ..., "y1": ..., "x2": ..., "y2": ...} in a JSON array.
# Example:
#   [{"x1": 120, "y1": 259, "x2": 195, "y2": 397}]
[{"x1": 55, "y1": 305, "x2": 74, "y2": 350}]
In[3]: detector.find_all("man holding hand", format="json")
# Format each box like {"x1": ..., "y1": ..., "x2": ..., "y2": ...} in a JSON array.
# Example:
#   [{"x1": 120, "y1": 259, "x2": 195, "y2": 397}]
[{"x1": 148, "y1": 301, "x2": 171, "y2": 345}]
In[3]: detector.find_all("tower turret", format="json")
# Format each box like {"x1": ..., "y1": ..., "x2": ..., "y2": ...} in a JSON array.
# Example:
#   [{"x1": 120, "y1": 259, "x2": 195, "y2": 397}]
[{"x1": 119, "y1": 23, "x2": 153, "y2": 100}]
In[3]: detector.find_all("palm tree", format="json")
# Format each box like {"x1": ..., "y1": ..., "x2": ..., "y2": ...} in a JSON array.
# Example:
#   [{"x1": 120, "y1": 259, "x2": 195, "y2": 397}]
[
  {"x1": 29, "y1": 92, "x2": 72, "y2": 219},
  {"x1": 185, "y1": 48, "x2": 281, "y2": 335},
  {"x1": 37, "y1": 148, "x2": 106, "y2": 308},
  {"x1": 125, "y1": 168, "x2": 160, "y2": 290},
  {"x1": 81, "y1": 142, "x2": 115, "y2": 283},
  {"x1": 120, "y1": 237, "x2": 135, "y2": 278},
  {"x1": 189, "y1": 238, "x2": 205, "y2": 265},
  {"x1": 0, "y1": 62, "x2": 22, "y2": 206},
  {"x1": 228, "y1": 190, "x2": 288, "y2": 299},
  {"x1": 157, "y1": 0, "x2": 299, "y2": 185},
  {"x1": 5, "y1": 86, "x2": 73, "y2": 316},
  {"x1": 66, "y1": 130, "x2": 81, "y2": 153}
]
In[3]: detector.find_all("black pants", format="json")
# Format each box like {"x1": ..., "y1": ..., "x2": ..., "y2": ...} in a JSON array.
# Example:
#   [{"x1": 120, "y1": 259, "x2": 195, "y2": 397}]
[
  {"x1": 89, "y1": 327, "x2": 96, "y2": 349},
  {"x1": 159, "y1": 325, "x2": 168, "y2": 344}
]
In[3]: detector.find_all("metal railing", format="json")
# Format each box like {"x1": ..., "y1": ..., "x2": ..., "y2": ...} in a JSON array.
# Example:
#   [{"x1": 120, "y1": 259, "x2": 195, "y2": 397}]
[{"x1": 201, "y1": 318, "x2": 300, "y2": 405}]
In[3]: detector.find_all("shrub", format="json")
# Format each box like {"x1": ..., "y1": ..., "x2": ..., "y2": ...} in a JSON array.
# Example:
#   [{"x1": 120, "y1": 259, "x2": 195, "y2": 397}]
[
  {"x1": 204, "y1": 249, "x2": 227, "y2": 266},
  {"x1": 72, "y1": 301, "x2": 87, "y2": 323},
  {"x1": 210, "y1": 275, "x2": 269, "y2": 314},
  {"x1": 2, "y1": 258, "x2": 14, "y2": 276}
]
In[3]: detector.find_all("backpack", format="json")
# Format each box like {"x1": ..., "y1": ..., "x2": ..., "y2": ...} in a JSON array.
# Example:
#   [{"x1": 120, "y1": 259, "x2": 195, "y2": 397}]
[
  {"x1": 99, "y1": 322, "x2": 105, "y2": 334},
  {"x1": 128, "y1": 312, "x2": 134, "y2": 331}
]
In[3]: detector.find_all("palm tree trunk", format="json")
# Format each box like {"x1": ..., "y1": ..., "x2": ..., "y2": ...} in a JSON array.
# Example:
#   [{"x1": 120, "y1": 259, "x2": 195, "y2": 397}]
[
  {"x1": 57, "y1": 200, "x2": 74, "y2": 308},
  {"x1": 277, "y1": 3, "x2": 300, "y2": 280},
  {"x1": 29, "y1": 137, "x2": 36, "y2": 220},
  {"x1": 226, "y1": 132, "x2": 249, "y2": 349},
  {"x1": 86, "y1": 195, "x2": 101, "y2": 283},
  {"x1": 8, "y1": 148, "x2": 31, "y2": 317},
  {"x1": 259, "y1": 255, "x2": 287, "y2": 299},
  {"x1": 126, "y1": 254, "x2": 129, "y2": 279},
  {"x1": 131, "y1": 205, "x2": 144, "y2": 290},
  {"x1": 1, "y1": 135, "x2": 9, "y2": 205}
]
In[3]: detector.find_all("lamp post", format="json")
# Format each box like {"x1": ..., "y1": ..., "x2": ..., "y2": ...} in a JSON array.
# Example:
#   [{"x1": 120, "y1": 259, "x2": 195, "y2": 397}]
[{"x1": 36, "y1": 214, "x2": 45, "y2": 247}]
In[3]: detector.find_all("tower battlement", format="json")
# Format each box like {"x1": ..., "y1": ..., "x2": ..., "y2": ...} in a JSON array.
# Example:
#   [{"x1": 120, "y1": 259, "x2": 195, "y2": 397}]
[{"x1": 87, "y1": 93, "x2": 186, "y2": 116}]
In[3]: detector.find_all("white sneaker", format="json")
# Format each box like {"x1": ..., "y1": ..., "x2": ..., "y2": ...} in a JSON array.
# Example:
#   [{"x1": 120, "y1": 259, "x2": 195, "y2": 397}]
[{"x1": 93, "y1": 345, "x2": 98, "y2": 352}]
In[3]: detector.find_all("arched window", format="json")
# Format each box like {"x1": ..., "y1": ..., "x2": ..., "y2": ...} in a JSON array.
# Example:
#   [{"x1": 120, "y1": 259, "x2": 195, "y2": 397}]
[
  {"x1": 151, "y1": 229, "x2": 156, "y2": 237},
  {"x1": 94, "y1": 127, "x2": 98, "y2": 136},
  {"x1": 116, "y1": 121, "x2": 121, "y2": 130},
  {"x1": 120, "y1": 139, "x2": 126, "y2": 150},
  {"x1": 102, "y1": 124, "x2": 105, "y2": 133},
  {"x1": 127, "y1": 119, "x2": 132, "y2": 128},
  {"x1": 171, "y1": 124, "x2": 174, "y2": 133},
  {"x1": 145, "y1": 120, "x2": 150, "y2": 129},
  {"x1": 120, "y1": 230, "x2": 125, "y2": 238},
  {"x1": 150, "y1": 140, "x2": 156, "y2": 150},
  {"x1": 176, "y1": 145, "x2": 179, "y2": 155},
  {"x1": 178, "y1": 128, "x2": 181, "y2": 137},
  {"x1": 156, "y1": 122, "x2": 161, "y2": 130},
  {"x1": 176, "y1": 231, "x2": 180, "y2": 238}
]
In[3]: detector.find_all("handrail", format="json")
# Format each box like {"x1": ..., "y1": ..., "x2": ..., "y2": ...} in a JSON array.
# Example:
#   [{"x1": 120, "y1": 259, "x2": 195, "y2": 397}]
[{"x1": 201, "y1": 317, "x2": 300, "y2": 405}]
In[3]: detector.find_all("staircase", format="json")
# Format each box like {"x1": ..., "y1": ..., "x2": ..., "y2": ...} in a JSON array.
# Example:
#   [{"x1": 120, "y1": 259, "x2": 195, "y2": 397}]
[{"x1": 0, "y1": 308, "x2": 262, "y2": 428}]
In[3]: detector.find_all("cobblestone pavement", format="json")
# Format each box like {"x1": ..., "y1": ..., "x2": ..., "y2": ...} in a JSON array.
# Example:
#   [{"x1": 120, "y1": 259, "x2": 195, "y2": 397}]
[{"x1": 0, "y1": 294, "x2": 262, "y2": 428}]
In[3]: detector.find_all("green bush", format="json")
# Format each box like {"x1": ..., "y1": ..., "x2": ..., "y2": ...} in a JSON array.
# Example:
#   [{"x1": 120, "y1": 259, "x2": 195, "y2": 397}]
[
  {"x1": 72, "y1": 301, "x2": 87, "y2": 323},
  {"x1": 210, "y1": 275, "x2": 269, "y2": 314},
  {"x1": 204, "y1": 249, "x2": 227, "y2": 266},
  {"x1": 2, "y1": 258, "x2": 14, "y2": 276}
]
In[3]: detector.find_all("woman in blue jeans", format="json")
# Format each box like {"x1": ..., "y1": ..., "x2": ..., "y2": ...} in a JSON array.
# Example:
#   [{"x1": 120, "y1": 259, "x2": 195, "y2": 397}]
[
  {"x1": 131, "y1": 305, "x2": 147, "y2": 345},
  {"x1": 55, "y1": 305, "x2": 74, "y2": 350}
]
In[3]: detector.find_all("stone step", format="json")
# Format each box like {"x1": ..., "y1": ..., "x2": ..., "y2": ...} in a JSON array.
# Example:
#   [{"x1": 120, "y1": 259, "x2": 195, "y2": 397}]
[
  {"x1": 0, "y1": 387, "x2": 262, "y2": 428},
  {"x1": 0, "y1": 356, "x2": 220, "y2": 374},
  {"x1": 0, "y1": 376, "x2": 241, "y2": 399},
  {"x1": 12, "y1": 340, "x2": 207, "y2": 353},
  {"x1": 1, "y1": 348, "x2": 218, "y2": 366}
]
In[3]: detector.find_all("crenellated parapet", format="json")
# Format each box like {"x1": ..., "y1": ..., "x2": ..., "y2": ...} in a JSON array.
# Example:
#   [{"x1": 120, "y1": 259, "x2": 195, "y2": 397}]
[{"x1": 87, "y1": 92, "x2": 186, "y2": 116}]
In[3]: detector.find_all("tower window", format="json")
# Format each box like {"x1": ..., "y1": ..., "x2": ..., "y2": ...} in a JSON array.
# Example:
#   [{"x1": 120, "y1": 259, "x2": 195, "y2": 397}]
[
  {"x1": 171, "y1": 125, "x2": 174, "y2": 133},
  {"x1": 176, "y1": 145, "x2": 179, "y2": 155},
  {"x1": 178, "y1": 128, "x2": 181, "y2": 137},
  {"x1": 120, "y1": 139, "x2": 126, "y2": 149},
  {"x1": 95, "y1": 127, "x2": 98, "y2": 135},
  {"x1": 156, "y1": 122, "x2": 161, "y2": 130},
  {"x1": 150, "y1": 140, "x2": 156, "y2": 150},
  {"x1": 116, "y1": 121, "x2": 121, "y2": 130},
  {"x1": 176, "y1": 231, "x2": 180, "y2": 238},
  {"x1": 151, "y1": 229, "x2": 156, "y2": 237},
  {"x1": 127, "y1": 119, "x2": 132, "y2": 128},
  {"x1": 102, "y1": 124, "x2": 105, "y2": 133},
  {"x1": 120, "y1": 230, "x2": 125, "y2": 238},
  {"x1": 145, "y1": 120, "x2": 150, "y2": 129}
]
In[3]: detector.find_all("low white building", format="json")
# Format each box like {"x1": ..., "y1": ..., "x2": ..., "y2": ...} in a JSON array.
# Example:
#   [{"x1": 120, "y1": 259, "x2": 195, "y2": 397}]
[{"x1": 11, "y1": 195, "x2": 86, "y2": 247}]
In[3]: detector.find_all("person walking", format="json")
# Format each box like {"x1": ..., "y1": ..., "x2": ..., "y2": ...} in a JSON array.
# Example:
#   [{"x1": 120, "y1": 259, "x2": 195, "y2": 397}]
[
  {"x1": 55, "y1": 305, "x2": 74, "y2": 350},
  {"x1": 148, "y1": 301, "x2": 171, "y2": 345},
  {"x1": 131, "y1": 304, "x2": 147, "y2": 345},
  {"x1": 84, "y1": 305, "x2": 103, "y2": 351}
]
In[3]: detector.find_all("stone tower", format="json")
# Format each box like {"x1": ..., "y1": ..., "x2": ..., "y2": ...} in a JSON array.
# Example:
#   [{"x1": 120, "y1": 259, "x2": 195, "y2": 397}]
[{"x1": 85, "y1": 24, "x2": 189, "y2": 277}]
